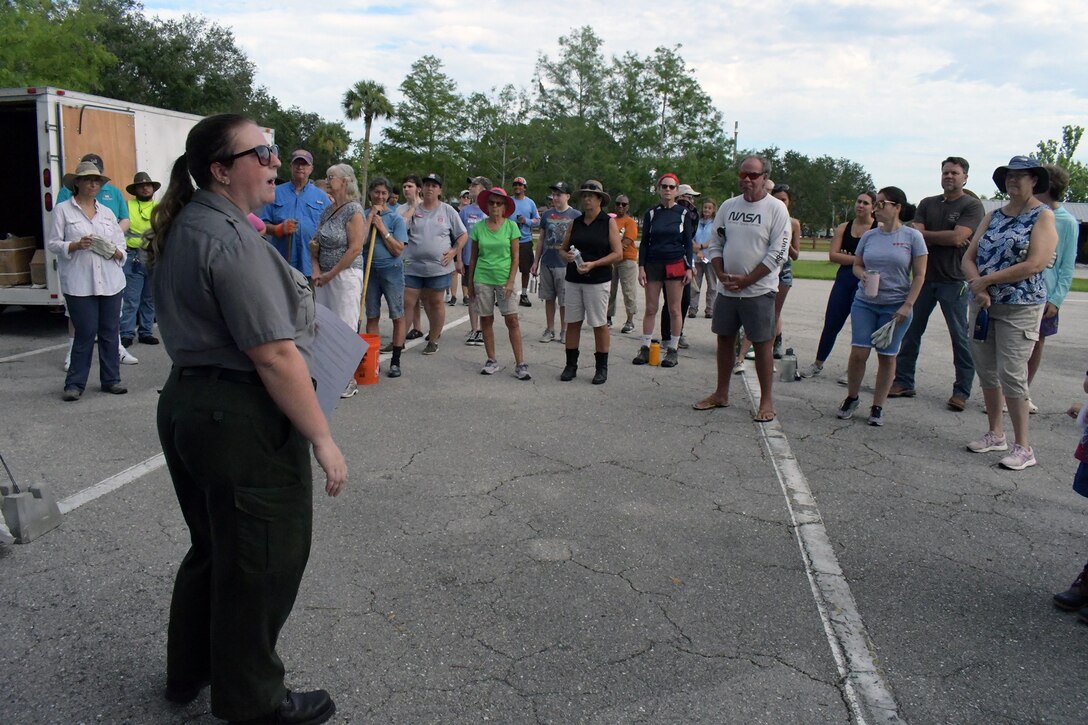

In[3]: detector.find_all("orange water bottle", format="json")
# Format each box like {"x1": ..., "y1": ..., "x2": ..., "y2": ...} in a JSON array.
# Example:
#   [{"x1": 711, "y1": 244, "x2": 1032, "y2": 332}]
[{"x1": 648, "y1": 339, "x2": 662, "y2": 366}]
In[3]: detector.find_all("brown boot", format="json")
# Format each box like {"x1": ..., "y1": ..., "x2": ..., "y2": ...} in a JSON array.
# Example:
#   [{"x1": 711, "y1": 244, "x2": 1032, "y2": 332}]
[{"x1": 1054, "y1": 561, "x2": 1088, "y2": 611}]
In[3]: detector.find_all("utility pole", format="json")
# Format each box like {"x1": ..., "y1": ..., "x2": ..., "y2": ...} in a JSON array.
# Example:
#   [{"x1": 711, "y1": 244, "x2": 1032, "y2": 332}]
[{"x1": 732, "y1": 121, "x2": 739, "y2": 167}]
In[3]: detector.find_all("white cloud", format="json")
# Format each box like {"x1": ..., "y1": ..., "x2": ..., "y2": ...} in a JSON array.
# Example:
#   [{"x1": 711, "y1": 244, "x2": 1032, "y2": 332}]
[{"x1": 144, "y1": 0, "x2": 1088, "y2": 201}]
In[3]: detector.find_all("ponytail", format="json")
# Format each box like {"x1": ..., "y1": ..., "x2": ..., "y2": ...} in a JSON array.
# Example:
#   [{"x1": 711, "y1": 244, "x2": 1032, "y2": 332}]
[
  {"x1": 877, "y1": 186, "x2": 915, "y2": 223},
  {"x1": 143, "y1": 113, "x2": 252, "y2": 269}
]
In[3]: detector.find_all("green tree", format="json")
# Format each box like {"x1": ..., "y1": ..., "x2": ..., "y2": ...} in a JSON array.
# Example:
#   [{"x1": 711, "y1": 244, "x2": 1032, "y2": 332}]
[
  {"x1": 1035, "y1": 125, "x2": 1088, "y2": 202},
  {"x1": 0, "y1": 0, "x2": 115, "y2": 89},
  {"x1": 379, "y1": 55, "x2": 465, "y2": 183},
  {"x1": 533, "y1": 26, "x2": 607, "y2": 124},
  {"x1": 342, "y1": 79, "x2": 394, "y2": 195},
  {"x1": 309, "y1": 121, "x2": 351, "y2": 173}
]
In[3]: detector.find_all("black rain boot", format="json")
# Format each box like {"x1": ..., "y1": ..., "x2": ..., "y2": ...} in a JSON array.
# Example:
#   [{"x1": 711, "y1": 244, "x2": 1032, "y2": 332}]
[
  {"x1": 592, "y1": 352, "x2": 608, "y2": 385},
  {"x1": 560, "y1": 348, "x2": 579, "y2": 381},
  {"x1": 1055, "y1": 560, "x2": 1088, "y2": 611}
]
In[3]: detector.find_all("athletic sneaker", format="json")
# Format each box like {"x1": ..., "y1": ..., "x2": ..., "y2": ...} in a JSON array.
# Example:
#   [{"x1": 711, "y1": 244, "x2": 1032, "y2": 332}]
[
  {"x1": 607, "y1": 317, "x2": 613, "y2": 327},
  {"x1": 836, "y1": 371, "x2": 849, "y2": 386},
  {"x1": 120, "y1": 348, "x2": 139, "y2": 365},
  {"x1": 1027, "y1": 398, "x2": 1039, "y2": 414},
  {"x1": 472, "y1": 331, "x2": 484, "y2": 346},
  {"x1": 744, "y1": 349, "x2": 755, "y2": 360},
  {"x1": 465, "y1": 331, "x2": 477, "y2": 346},
  {"x1": 447, "y1": 296, "x2": 457, "y2": 306},
  {"x1": 481, "y1": 359, "x2": 503, "y2": 375},
  {"x1": 621, "y1": 321, "x2": 634, "y2": 334},
  {"x1": 999, "y1": 444, "x2": 1036, "y2": 470},
  {"x1": 677, "y1": 335, "x2": 689, "y2": 350},
  {"x1": 837, "y1": 396, "x2": 860, "y2": 420},
  {"x1": 387, "y1": 364, "x2": 401, "y2": 378},
  {"x1": 799, "y1": 362, "x2": 823, "y2": 379},
  {"x1": 967, "y1": 431, "x2": 1009, "y2": 453},
  {"x1": 514, "y1": 362, "x2": 532, "y2": 380},
  {"x1": 519, "y1": 294, "x2": 532, "y2": 307},
  {"x1": 341, "y1": 381, "x2": 358, "y2": 398},
  {"x1": 421, "y1": 341, "x2": 439, "y2": 355},
  {"x1": 732, "y1": 360, "x2": 745, "y2": 375},
  {"x1": 868, "y1": 405, "x2": 884, "y2": 426},
  {"x1": 63, "y1": 354, "x2": 70, "y2": 372},
  {"x1": 558, "y1": 330, "x2": 566, "y2": 344},
  {"x1": 539, "y1": 329, "x2": 555, "y2": 343}
]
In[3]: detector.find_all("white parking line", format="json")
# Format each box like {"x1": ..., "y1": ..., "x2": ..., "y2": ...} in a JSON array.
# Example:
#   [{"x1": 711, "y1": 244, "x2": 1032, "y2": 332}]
[
  {"x1": 58, "y1": 454, "x2": 166, "y2": 514},
  {"x1": 0, "y1": 343, "x2": 67, "y2": 364},
  {"x1": 741, "y1": 373, "x2": 903, "y2": 725}
]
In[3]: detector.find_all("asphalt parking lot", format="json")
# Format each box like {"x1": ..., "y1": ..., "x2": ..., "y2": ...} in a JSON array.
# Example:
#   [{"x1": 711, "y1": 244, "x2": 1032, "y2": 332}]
[{"x1": 3, "y1": 278, "x2": 1088, "y2": 724}]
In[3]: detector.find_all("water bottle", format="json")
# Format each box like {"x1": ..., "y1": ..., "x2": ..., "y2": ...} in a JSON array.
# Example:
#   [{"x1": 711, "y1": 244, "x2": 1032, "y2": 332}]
[
  {"x1": 779, "y1": 347, "x2": 798, "y2": 382},
  {"x1": 648, "y1": 340, "x2": 662, "y2": 366},
  {"x1": 571, "y1": 246, "x2": 585, "y2": 267},
  {"x1": 973, "y1": 308, "x2": 989, "y2": 341}
]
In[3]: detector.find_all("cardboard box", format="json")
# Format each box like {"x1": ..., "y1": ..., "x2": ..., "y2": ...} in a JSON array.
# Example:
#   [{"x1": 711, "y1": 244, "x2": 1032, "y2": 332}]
[
  {"x1": 0, "y1": 236, "x2": 36, "y2": 287},
  {"x1": 30, "y1": 249, "x2": 46, "y2": 286}
]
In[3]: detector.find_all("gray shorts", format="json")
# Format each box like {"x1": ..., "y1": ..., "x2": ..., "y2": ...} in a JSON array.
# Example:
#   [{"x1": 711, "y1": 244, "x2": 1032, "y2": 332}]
[
  {"x1": 565, "y1": 281, "x2": 609, "y2": 327},
  {"x1": 970, "y1": 301, "x2": 1042, "y2": 399},
  {"x1": 474, "y1": 283, "x2": 519, "y2": 317},
  {"x1": 711, "y1": 292, "x2": 777, "y2": 342},
  {"x1": 538, "y1": 265, "x2": 565, "y2": 303}
]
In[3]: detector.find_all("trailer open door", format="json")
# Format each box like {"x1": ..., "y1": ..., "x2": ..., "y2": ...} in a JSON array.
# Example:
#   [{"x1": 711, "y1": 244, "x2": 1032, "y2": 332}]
[{"x1": 59, "y1": 104, "x2": 137, "y2": 195}]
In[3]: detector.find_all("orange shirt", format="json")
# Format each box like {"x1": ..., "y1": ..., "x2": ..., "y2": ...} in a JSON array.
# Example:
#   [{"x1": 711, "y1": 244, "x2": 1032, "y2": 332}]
[{"x1": 614, "y1": 215, "x2": 639, "y2": 261}]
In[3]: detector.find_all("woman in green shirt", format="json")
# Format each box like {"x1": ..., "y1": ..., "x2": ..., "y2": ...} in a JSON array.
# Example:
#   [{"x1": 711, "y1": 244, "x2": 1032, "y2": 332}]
[{"x1": 467, "y1": 187, "x2": 530, "y2": 380}]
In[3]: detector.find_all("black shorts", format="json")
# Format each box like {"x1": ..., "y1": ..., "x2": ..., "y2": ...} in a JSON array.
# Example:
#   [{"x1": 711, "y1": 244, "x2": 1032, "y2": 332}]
[{"x1": 518, "y1": 243, "x2": 533, "y2": 275}]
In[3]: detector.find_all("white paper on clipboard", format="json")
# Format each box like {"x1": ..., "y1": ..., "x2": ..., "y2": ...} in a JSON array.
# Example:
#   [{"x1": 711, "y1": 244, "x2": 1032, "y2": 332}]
[{"x1": 312, "y1": 303, "x2": 368, "y2": 420}]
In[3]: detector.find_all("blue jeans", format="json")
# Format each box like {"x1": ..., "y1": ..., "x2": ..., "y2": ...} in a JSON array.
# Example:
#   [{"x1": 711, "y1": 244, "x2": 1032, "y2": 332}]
[
  {"x1": 893, "y1": 280, "x2": 975, "y2": 398},
  {"x1": 65, "y1": 292, "x2": 123, "y2": 391},
  {"x1": 121, "y1": 249, "x2": 155, "y2": 338},
  {"x1": 816, "y1": 266, "x2": 857, "y2": 362}
]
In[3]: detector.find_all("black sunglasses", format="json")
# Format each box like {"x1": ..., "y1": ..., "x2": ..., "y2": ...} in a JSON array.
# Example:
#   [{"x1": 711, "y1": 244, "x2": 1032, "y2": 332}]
[{"x1": 221, "y1": 144, "x2": 280, "y2": 167}]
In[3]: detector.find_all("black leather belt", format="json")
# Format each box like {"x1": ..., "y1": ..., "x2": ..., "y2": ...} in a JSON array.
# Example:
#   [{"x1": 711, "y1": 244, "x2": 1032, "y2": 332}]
[{"x1": 177, "y1": 366, "x2": 263, "y2": 385}]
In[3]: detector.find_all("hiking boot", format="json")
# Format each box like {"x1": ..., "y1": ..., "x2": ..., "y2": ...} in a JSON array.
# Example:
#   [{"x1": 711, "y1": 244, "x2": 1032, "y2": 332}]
[
  {"x1": 967, "y1": 431, "x2": 1008, "y2": 453},
  {"x1": 677, "y1": 335, "x2": 689, "y2": 350},
  {"x1": 887, "y1": 384, "x2": 915, "y2": 398},
  {"x1": 660, "y1": 348, "x2": 679, "y2": 367},
  {"x1": 1055, "y1": 562, "x2": 1088, "y2": 611},
  {"x1": 632, "y1": 346, "x2": 650, "y2": 365},
  {"x1": 837, "y1": 396, "x2": 860, "y2": 420},
  {"x1": 999, "y1": 444, "x2": 1036, "y2": 470}
]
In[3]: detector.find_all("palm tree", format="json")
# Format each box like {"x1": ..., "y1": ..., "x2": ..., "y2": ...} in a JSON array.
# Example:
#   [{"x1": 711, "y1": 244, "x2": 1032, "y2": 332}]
[{"x1": 342, "y1": 80, "x2": 394, "y2": 195}]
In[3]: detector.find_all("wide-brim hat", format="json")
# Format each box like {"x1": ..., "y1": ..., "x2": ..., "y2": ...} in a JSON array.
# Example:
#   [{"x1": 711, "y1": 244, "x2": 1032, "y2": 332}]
[
  {"x1": 993, "y1": 156, "x2": 1049, "y2": 194},
  {"x1": 126, "y1": 171, "x2": 161, "y2": 195},
  {"x1": 578, "y1": 180, "x2": 611, "y2": 206},
  {"x1": 477, "y1": 187, "x2": 516, "y2": 218},
  {"x1": 62, "y1": 160, "x2": 110, "y2": 191},
  {"x1": 677, "y1": 183, "x2": 700, "y2": 197}
]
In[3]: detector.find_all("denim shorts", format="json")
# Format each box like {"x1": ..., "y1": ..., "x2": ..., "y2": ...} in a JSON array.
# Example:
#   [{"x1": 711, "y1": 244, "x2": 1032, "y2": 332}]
[
  {"x1": 404, "y1": 272, "x2": 452, "y2": 290},
  {"x1": 365, "y1": 264, "x2": 405, "y2": 319},
  {"x1": 850, "y1": 297, "x2": 912, "y2": 355}
]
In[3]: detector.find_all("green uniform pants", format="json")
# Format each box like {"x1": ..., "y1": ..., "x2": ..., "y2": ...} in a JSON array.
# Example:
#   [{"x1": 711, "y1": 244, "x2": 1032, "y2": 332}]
[{"x1": 158, "y1": 368, "x2": 312, "y2": 721}]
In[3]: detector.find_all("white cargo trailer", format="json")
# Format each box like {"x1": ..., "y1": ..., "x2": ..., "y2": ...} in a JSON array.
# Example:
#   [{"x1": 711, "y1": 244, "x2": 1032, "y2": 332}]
[{"x1": 0, "y1": 87, "x2": 204, "y2": 307}]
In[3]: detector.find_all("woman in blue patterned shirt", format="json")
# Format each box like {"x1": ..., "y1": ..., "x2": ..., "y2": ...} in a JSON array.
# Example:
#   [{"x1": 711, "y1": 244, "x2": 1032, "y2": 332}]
[{"x1": 963, "y1": 156, "x2": 1058, "y2": 470}]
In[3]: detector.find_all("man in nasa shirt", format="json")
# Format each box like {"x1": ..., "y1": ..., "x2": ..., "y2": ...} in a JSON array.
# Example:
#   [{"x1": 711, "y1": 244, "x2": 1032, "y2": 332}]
[{"x1": 694, "y1": 155, "x2": 791, "y2": 421}]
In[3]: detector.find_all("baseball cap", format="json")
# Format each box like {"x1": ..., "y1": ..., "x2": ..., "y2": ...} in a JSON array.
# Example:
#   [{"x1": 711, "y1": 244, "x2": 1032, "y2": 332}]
[
  {"x1": 81, "y1": 153, "x2": 105, "y2": 173},
  {"x1": 290, "y1": 149, "x2": 313, "y2": 165},
  {"x1": 467, "y1": 175, "x2": 493, "y2": 188},
  {"x1": 549, "y1": 181, "x2": 572, "y2": 194},
  {"x1": 422, "y1": 172, "x2": 443, "y2": 186},
  {"x1": 513, "y1": 176, "x2": 527, "y2": 186}
]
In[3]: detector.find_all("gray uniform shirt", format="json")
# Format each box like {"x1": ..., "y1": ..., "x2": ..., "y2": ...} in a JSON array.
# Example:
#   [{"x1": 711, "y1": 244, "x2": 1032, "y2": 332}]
[
  {"x1": 404, "y1": 202, "x2": 467, "y2": 277},
  {"x1": 152, "y1": 190, "x2": 315, "y2": 371}
]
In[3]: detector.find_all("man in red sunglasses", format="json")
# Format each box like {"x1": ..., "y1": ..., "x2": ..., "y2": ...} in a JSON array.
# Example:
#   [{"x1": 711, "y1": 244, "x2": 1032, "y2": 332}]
[{"x1": 693, "y1": 155, "x2": 791, "y2": 423}]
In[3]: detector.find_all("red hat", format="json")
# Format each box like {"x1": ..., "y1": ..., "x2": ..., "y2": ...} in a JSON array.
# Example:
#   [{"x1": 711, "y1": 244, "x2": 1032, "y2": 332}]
[
  {"x1": 659, "y1": 172, "x2": 679, "y2": 187},
  {"x1": 477, "y1": 187, "x2": 516, "y2": 218}
]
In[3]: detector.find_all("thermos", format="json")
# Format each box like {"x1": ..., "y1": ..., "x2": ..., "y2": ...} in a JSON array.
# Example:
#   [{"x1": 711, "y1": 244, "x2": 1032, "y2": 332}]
[
  {"x1": 779, "y1": 347, "x2": 798, "y2": 382},
  {"x1": 648, "y1": 340, "x2": 662, "y2": 366}
]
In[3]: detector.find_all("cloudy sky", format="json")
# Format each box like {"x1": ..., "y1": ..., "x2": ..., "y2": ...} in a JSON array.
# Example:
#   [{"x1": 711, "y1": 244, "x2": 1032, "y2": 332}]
[{"x1": 145, "y1": 0, "x2": 1087, "y2": 203}]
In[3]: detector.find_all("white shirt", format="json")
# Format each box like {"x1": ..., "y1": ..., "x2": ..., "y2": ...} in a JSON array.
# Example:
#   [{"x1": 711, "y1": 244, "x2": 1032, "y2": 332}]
[
  {"x1": 707, "y1": 194, "x2": 791, "y2": 298},
  {"x1": 47, "y1": 198, "x2": 126, "y2": 297}
]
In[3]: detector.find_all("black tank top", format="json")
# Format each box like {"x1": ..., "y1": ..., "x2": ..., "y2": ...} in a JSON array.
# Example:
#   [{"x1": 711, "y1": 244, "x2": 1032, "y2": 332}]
[
  {"x1": 841, "y1": 218, "x2": 878, "y2": 257},
  {"x1": 567, "y1": 212, "x2": 614, "y2": 285}
]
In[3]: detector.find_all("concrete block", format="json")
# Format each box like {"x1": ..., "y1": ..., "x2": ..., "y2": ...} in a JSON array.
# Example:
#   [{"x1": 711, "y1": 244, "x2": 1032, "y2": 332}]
[{"x1": 0, "y1": 482, "x2": 62, "y2": 544}]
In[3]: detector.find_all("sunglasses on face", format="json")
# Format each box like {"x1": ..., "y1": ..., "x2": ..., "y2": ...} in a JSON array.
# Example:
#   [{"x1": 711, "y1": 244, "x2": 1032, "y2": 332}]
[
  {"x1": 222, "y1": 144, "x2": 280, "y2": 167},
  {"x1": 615, "y1": 202, "x2": 628, "y2": 207},
  {"x1": 876, "y1": 200, "x2": 899, "y2": 210},
  {"x1": 659, "y1": 184, "x2": 677, "y2": 190},
  {"x1": 487, "y1": 199, "x2": 507, "y2": 206},
  {"x1": 738, "y1": 171, "x2": 766, "y2": 181}
]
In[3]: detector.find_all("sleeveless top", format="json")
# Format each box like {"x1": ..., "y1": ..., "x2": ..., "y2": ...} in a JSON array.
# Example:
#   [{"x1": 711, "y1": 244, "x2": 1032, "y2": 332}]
[
  {"x1": 315, "y1": 201, "x2": 365, "y2": 271},
  {"x1": 841, "y1": 218, "x2": 877, "y2": 261},
  {"x1": 976, "y1": 205, "x2": 1047, "y2": 305},
  {"x1": 567, "y1": 212, "x2": 613, "y2": 285}
]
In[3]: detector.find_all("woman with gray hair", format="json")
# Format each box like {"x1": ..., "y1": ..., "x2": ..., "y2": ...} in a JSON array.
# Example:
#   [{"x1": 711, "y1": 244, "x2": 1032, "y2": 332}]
[{"x1": 310, "y1": 163, "x2": 366, "y2": 396}]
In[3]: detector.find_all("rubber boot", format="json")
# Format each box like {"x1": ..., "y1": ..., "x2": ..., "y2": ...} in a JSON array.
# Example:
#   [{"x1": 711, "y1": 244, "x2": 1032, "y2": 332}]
[
  {"x1": 560, "y1": 348, "x2": 579, "y2": 381},
  {"x1": 592, "y1": 352, "x2": 608, "y2": 385},
  {"x1": 1055, "y1": 559, "x2": 1088, "y2": 611}
]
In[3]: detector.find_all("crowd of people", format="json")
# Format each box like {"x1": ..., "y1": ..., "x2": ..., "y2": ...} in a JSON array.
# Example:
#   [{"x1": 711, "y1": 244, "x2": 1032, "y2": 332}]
[{"x1": 42, "y1": 117, "x2": 1084, "y2": 722}]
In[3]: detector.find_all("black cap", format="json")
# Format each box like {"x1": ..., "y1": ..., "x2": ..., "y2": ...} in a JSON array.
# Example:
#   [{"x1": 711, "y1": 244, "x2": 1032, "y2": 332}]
[
  {"x1": 422, "y1": 173, "x2": 442, "y2": 186},
  {"x1": 549, "y1": 181, "x2": 572, "y2": 194},
  {"x1": 81, "y1": 153, "x2": 104, "y2": 173}
]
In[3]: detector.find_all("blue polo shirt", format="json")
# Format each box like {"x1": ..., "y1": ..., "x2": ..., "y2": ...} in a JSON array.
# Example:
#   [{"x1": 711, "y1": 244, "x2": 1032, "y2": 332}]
[
  {"x1": 260, "y1": 181, "x2": 330, "y2": 276},
  {"x1": 56, "y1": 183, "x2": 129, "y2": 222}
]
